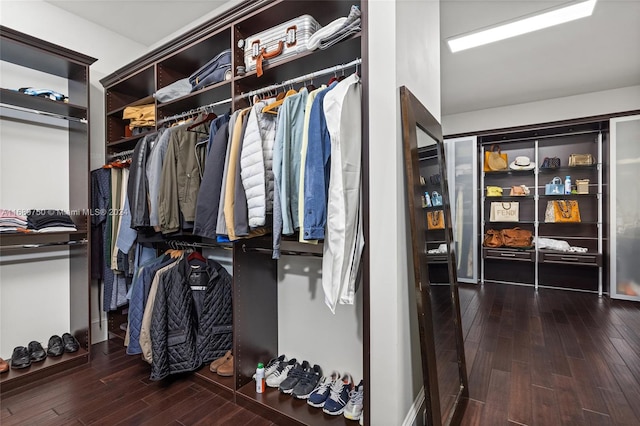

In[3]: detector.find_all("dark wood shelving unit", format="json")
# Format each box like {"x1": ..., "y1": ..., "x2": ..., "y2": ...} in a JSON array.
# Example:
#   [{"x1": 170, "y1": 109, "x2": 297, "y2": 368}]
[
  {"x1": 99, "y1": 1, "x2": 368, "y2": 424},
  {"x1": 106, "y1": 95, "x2": 155, "y2": 116},
  {"x1": 0, "y1": 88, "x2": 87, "y2": 119},
  {"x1": 107, "y1": 130, "x2": 157, "y2": 149},
  {"x1": 485, "y1": 195, "x2": 534, "y2": 200},
  {"x1": 236, "y1": 385, "x2": 355, "y2": 426},
  {"x1": 480, "y1": 119, "x2": 607, "y2": 294},
  {"x1": 0, "y1": 348, "x2": 89, "y2": 393},
  {"x1": 0, "y1": 25, "x2": 95, "y2": 393}
]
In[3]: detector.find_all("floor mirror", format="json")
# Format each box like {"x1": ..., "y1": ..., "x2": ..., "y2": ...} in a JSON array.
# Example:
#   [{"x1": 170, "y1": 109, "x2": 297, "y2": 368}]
[{"x1": 399, "y1": 86, "x2": 468, "y2": 425}]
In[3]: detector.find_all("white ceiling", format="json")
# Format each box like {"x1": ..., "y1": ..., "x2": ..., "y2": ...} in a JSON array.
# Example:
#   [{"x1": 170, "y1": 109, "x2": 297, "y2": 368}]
[{"x1": 45, "y1": 0, "x2": 640, "y2": 116}]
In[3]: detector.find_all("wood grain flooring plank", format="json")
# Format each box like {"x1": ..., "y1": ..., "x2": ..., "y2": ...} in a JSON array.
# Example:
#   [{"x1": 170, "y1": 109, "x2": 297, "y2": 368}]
[
  {"x1": 530, "y1": 344, "x2": 555, "y2": 389},
  {"x1": 0, "y1": 408, "x2": 60, "y2": 426},
  {"x1": 467, "y1": 349, "x2": 494, "y2": 402},
  {"x1": 599, "y1": 387, "x2": 640, "y2": 426},
  {"x1": 492, "y1": 336, "x2": 513, "y2": 372},
  {"x1": 479, "y1": 369, "x2": 510, "y2": 425},
  {"x1": 553, "y1": 373, "x2": 585, "y2": 426},
  {"x1": 174, "y1": 394, "x2": 232, "y2": 425},
  {"x1": 459, "y1": 399, "x2": 484, "y2": 426},
  {"x1": 531, "y1": 385, "x2": 560, "y2": 426},
  {"x1": 1, "y1": 407, "x2": 12, "y2": 419},
  {"x1": 512, "y1": 327, "x2": 532, "y2": 364},
  {"x1": 114, "y1": 386, "x2": 208, "y2": 426},
  {"x1": 583, "y1": 409, "x2": 613, "y2": 426},
  {"x1": 610, "y1": 337, "x2": 640, "y2": 384},
  {"x1": 508, "y1": 361, "x2": 532, "y2": 426}
]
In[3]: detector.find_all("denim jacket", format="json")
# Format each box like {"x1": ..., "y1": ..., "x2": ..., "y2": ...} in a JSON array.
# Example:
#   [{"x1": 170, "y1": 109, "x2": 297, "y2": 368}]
[{"x1": 302, "y1": 82, "x2": 337, "y2": 240}]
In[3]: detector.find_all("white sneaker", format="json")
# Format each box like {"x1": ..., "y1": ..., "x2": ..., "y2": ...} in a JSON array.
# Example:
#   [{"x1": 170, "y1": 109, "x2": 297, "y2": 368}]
[
  {"x1": 359, "y1": 410, "x2": 364, "y2": 425},
  {"x1": 252, "y1": 354, "x2": 286, "y2": 380},
  {"x1": 266, "y1": 358, "x2": 297, "y2": 388},
  {"x1": 344, "y1": 379, "x2": 364, "y2": 420}
]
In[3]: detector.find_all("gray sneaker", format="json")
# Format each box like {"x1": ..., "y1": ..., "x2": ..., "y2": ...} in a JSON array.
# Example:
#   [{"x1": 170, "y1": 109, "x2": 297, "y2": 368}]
[
  {"x1": 279, "y1": 360, "x2": 309, "y2": 394},
  {"x1": 292, "y1": 364, "x2": 323, "y2": 399}
]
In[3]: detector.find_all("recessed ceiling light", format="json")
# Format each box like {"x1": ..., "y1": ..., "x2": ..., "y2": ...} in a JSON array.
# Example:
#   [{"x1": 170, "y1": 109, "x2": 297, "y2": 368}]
[{"x1": 447, "y1": 0, "x2": 597, "y2": 53}]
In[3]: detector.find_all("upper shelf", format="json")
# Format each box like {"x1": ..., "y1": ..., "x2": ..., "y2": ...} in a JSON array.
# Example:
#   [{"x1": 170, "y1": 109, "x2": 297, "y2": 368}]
[
  {"x1": 1, "y1": 25, "x2": 96, "y2": 79},
  {"x1": 538, "y1": 165, "x2": 598, "y2": 174},
  {"x1": 0, "y1": 88, "x2": 88, "y2": 120}
]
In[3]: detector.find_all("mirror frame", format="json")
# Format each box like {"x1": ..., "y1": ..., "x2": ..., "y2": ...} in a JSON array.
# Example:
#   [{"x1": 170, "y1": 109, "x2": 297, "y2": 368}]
[{"x1": 399, "y1": 86, "x2": 469, "y2": 425}]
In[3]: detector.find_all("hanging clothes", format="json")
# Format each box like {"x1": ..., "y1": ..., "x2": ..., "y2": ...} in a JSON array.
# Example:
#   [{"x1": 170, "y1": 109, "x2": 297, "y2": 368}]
[
  {"x1": 147, "y1": 128, "x2": 171, "y2": 231},
  {"x1": 272, "y1": 88, "x2": 309, "y2": 258},
  {"x1": 321, "y1": 74, "x2": 363, "y2": 312},
  {"x1": 150, "y1": 256, "x2": 233, "y2": 381}
]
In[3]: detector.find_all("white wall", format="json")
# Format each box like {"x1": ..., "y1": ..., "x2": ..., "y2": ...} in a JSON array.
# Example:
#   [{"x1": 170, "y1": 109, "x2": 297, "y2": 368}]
[
  {"x1": 443, "y1": 85, "x2": 640, "y2": 135},
  {"x1": 0, "y1": 0, "x2": 148, "y2": 350},
  {"x1": 368, "y1": 0, "x2": 440, "y2": 424}
]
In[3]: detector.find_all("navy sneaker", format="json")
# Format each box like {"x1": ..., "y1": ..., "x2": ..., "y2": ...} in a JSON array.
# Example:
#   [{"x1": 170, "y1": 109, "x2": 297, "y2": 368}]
[
  {"x1": 279, "y1": 360, "x2": 310, "y2": 394},
  {"x1": 307, "y1": 370, "x2": 340, "y2": 407},
  {"x1": 266, "y1": 358, "x2": 297, "y2": 388},
  {"x1": 292, "y1": 364, "x2": 323, "y2": 399},
  {"x1": 323, "y1": 373, "x2": 354, "y2": 415}
]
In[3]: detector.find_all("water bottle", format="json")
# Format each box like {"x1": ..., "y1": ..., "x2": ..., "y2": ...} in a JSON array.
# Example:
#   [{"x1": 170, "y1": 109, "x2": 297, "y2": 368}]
[
  {"x1": 256, "y1": 362, "x2": 265, "y2": 393},
  {"x1": 565, "y1": 176, "x2": 571, "y2": 194}
]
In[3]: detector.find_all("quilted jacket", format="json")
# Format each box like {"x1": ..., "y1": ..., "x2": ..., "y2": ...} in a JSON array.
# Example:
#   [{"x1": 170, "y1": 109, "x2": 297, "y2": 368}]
[
  {"x1": 240, "y1": 101, "x2": 277, "y2": 228},
  {"x1": 150, "y1": 257, "x2": 232, "y2": 381}
]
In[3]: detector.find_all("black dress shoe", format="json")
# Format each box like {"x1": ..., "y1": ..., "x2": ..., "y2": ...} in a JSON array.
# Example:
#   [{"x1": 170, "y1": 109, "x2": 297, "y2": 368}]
[
  {"x1": 61, "y1": 333, "x2": 80, "y2": 353},
  {"x1": 11, "y1": 346, "x2": 31, "y2": 369},
  {"x1": 47, "y1": 335, "x2": 64, "y2": 357},
  {"x1": 28, "y1": 341, "x2": 47, "y2": 362}
]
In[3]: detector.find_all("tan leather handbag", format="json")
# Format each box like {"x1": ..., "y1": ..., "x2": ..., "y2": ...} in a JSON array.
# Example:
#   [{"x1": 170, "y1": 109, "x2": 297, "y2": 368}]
[
  {"x1": 427, "y1": 210, "x2": 445, "y2": 230},
  {"x1": 502, "y1": 228, "x2": 533, "y2": 248}
]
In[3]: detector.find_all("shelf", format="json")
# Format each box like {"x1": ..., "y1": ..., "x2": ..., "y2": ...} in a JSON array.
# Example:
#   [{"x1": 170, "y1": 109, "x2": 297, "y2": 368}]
[
  {"x1": 0, "y1": 88, "x2": 87, "y2": 119},
  {"x1": 236, "y1": 383, "x2": 355, "y2": 426},
  {"x1": 486, "y1": 221, "x2": 535, "y2": 224},
  {"x1": 106, "y1": 95, "x2": 155, "y2": 116},
  {"x1": 423, "y1": 205, "x2": 444, "y2": 211},
  {"x1": 540, "y1": 221, "x2": 599, "y2": 225},
  {"x1": 0, "y1": 347, "x2": 89, "y2": 392},
  {"x1": 234, "y1": 34, "x2": 361, "y2": 93},
  {"x1": 539, "y1": 194, "x2": 598, "y2": 198},
  {"x1": 0, "y1": 229, "x2": 88, "y2": 247},
  {"x1": 157, "y1": 79, "x2": 231, "y2": 117},
  {"x1": 107, "y1": 130, "x2": 157, "y2": 148},
  {"x1": 485, "y1": 196, "x2": 534, "y2": 201},
  {"x1": 484, "y1": 169, "x2": 534, "y2": 176},
  {"x1": 538, "y1": 165, "x2": 598, "y2": 174}
]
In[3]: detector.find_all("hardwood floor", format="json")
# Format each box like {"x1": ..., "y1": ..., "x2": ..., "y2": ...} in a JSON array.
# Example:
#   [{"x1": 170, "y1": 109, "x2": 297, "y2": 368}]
[
  {"x1": 0, "y1": 340, "x2": 274, "y2": 426},
  {"x1": 458, "y1": 283, "x2": 640, "y2": 426},
  {"x1": 1, "y1": 282, "x2": 639, "y2": 425}
]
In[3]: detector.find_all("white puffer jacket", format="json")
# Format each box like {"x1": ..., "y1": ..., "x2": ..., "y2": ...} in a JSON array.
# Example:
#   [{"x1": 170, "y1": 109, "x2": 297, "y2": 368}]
[{"x1": 240, "y1": 101, "x2": 277, "y2": 228}]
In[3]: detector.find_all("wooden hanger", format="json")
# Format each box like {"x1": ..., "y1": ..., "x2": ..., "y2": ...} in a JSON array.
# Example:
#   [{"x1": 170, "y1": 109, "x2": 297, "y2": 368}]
[
  {"x1": 187, "y1": 250, "x2": 206, "y2": 262},
  {"x1": 187, "y1": 111, "x2": 216, "y2": 133},
  {"x1": 262, "y1": 89, "x2": 297, "y2": 115}
]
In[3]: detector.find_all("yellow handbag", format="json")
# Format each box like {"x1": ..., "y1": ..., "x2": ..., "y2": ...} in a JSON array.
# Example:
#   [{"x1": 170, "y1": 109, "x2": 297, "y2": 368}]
[
  {"x1": 484, "y1": 144, "x2": 508, "y2": 171},
  {"x1": 427, "y1": 210, "x2": 445, "y2": 230},
  {"x1": 552, "y1": 200, "x2": 581, "y2": 223},
  {"x1": 486, "y1": 186, "x2": 503, "y2": 197}
]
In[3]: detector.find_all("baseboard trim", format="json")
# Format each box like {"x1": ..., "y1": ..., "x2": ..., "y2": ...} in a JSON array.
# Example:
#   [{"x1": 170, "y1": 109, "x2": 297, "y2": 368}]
[{"x1": 402, "y1": 386, "x2": 425, "y2": 426}]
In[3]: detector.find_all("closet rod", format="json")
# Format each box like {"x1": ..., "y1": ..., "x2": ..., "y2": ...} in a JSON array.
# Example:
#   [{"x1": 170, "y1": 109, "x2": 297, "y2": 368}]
[
  {"x1": 156, "y1": 97, "x2": 232, "y2": 126},
  {"x1": 239, "y1": 57, "x2": 362, "y2": 100},
  {"x1": 0, "y1": 103, "x2": 88, "y2": 124},
  {"x1": 0, "y1": 239, "x2": 88, "y2": 251},
  {"x1": 241, "y1": 245, "x2": 323, "y2": 258},
  {"x1": 108, "y1": 149, "x2": 135, "y2": 160},
  {"x1": 164, "y1": 240, "x2": 232, "y2": 250}
]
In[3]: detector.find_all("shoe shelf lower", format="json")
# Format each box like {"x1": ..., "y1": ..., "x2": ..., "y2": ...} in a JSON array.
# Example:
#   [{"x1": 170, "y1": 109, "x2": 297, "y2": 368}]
[
  {"x1": 0, "y1": 347, "x2": 89, "y2": 393},
  {"x1": 236, "y1": 384, "x2": 357, "y2": 426},
  {"x1": 192, "y1": 365, "x2": 235, "y2": 399}
]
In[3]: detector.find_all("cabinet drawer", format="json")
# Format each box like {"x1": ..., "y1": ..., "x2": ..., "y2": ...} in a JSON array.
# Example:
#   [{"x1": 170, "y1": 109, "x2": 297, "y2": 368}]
[
  {"x1": 483, "y1": 248, "x2": 534, "y2": 261},
  {"x1": 541, "y1": 252, "x2": 602, "y2": 266}
]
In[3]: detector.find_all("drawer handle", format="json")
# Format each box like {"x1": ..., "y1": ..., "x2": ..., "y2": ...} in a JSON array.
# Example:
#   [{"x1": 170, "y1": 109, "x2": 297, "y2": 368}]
[
  {"x1": 560, "y1": 256, "x2": 580, "y2": 261},
  {"x1": 500, "y1": 253, "x2": 517, "y2": 257}
]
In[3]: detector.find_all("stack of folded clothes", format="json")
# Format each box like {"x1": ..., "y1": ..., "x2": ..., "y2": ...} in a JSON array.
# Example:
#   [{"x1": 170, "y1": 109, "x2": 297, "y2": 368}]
[
  {"x1": 306, "y1": 5, "x2": 361, "y2": 51},
  {"x1": 0, "y1": 209, "x2": 28, "y2": 233},
  {"x1": 123, "y1": 104, "x2": 155, "y2": 134},
  {"x1": 26, "y1": 210, "x2": 77, "y2": 233}
]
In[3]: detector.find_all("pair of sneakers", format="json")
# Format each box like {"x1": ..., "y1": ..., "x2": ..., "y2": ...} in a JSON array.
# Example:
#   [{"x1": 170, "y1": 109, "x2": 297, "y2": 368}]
[
  {"x1": 262, "y1": 355, "x2": 323, "y2": 399},
  {"x1": 308, "y1": 372, "x2": 364, "y2": 419}
]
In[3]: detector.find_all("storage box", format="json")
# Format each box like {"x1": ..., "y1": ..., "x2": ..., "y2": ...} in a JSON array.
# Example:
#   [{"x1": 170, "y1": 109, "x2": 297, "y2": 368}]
[{"x1": 576, "y1": 179, "x2": 589, "y2": 194}]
